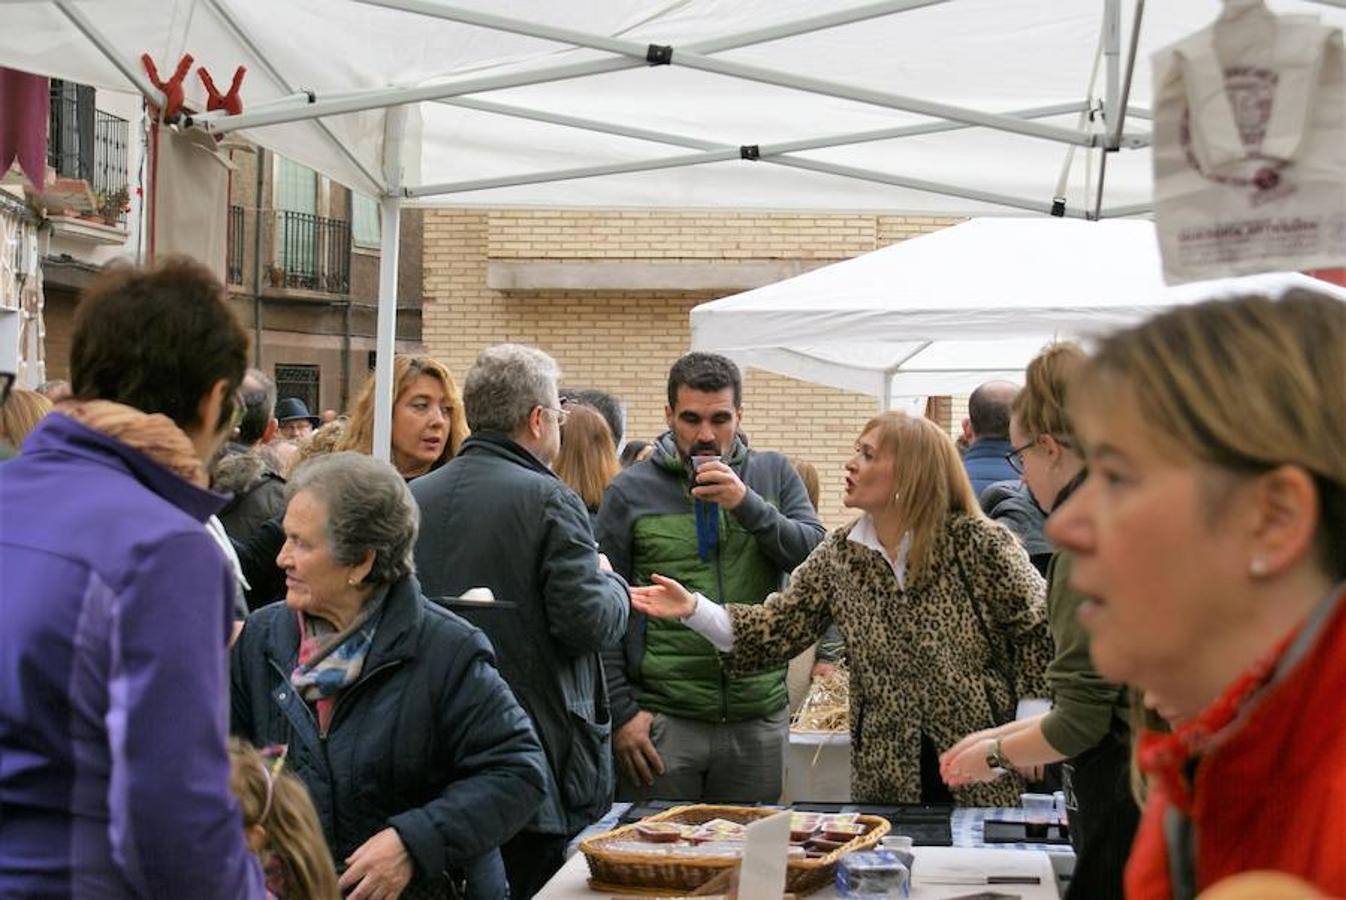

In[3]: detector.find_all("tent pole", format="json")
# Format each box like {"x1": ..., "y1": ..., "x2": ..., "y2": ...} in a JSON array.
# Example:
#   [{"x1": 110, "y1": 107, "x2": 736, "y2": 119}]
[
  {"x1": 372, "y1": 107, "x2": 408, "y2": 464},
  {"x1": 202, "y1": 0, "x2": 386, "y2": 193},
  {"x1": 52, "y1": 0, "x2": 166, "y2": 108},
  {"x1": 1107, "y1": 0, "x2": 1145, "y2": 151},
  {"x1": 880, "y1": 372, "x2": 892, "y2": 413},
  {"x1": 204, "y1": 57, "x2": 640, "y2": 133},
  {"x1": 355, "y1": 0, "x2": 1101, "y2": 149},
  {"x1": 410, "y1": 147, "x2": 740, "y2": 198},
  {"x1": 1103, "y1": 0, "x2": 1120, "y2": 149}
]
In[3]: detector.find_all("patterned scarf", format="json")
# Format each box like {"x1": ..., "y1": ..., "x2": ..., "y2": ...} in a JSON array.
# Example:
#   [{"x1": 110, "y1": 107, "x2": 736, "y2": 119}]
[
  {"x1": 61, "y1": 399, "x2": 209, "y2": 487},
  {"x1": 289, "y1": 588, "x2": 387, "y2": 734}
]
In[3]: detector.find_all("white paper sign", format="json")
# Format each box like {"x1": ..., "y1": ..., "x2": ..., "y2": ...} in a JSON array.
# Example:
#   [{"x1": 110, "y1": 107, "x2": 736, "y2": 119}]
[{"x1": 737, "y1": 811, "x2": 792, "y2": 900}]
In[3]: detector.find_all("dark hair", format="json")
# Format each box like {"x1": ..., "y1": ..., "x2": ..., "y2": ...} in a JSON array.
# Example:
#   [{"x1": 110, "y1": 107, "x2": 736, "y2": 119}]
[
  {"x1": 562, "y1": 387, "x2": 624, "y2": 446},
  {"x1": 666, "y1": 352, "x2": 741, "y2": 408},
  {"x1": 237, "y1": 368, "x2": 277, "y2": 445},
  {"x1": 70, "y1": 258, "x2": 249, "y2": 430},
  {"x1": 619, "y1": 439, "x2": 650, "y2": 469},
  {"x1": 968, "y1": 381, "x2": 1016, "y2": 440}
]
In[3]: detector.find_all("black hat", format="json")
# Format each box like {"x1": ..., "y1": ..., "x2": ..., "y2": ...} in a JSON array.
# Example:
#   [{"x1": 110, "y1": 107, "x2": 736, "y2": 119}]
[{"x1": 275, "y1": 397, "x2": 320, "y2": 426}]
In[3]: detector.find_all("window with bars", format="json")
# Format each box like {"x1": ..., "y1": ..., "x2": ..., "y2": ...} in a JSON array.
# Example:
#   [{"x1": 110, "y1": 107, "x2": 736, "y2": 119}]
[{"x1": 275, "y1": 364, "x2": 320, "y2": 416}]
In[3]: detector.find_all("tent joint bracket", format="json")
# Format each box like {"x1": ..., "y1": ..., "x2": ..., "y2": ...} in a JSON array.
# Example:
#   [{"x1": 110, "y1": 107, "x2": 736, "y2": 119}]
[
  {"x1": 1051, "y1": 197, "x2": 1066, "y2": 217},
  {"x1": 646, "y1": 44, "x2": 673, "y2": 65},
  {"x1": 740, "y1": 145, "x2": 761, "y2": 161}
]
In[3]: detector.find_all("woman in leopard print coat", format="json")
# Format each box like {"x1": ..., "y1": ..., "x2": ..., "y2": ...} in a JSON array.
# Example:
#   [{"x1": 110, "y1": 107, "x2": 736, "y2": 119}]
[{"x1": 632, "y1": 411, "x2": 1050, "y2": 807}]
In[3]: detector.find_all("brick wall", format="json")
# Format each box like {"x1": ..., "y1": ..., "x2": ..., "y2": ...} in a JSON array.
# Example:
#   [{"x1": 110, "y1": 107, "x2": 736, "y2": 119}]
[{"x1": 422, "y1": 210, "x2": 962, "y2": 528}]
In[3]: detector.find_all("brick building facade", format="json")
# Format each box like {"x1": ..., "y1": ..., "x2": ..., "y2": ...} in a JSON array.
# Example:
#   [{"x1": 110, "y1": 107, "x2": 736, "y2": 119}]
[{"x1": 421, "y1": 210, "x2": 962, "y2": 528}]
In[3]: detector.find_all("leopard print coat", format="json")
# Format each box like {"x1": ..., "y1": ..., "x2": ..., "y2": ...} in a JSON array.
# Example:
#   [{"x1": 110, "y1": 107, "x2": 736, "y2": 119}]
[{"x1": 726, "y1": 512, "x2": 1050, "y2": 806}]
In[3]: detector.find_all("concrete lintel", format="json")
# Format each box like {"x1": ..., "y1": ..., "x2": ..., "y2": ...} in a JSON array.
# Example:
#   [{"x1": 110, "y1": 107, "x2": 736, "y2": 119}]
[{"x1": 486, "y1": 259, "x2": 831, "y2": 292}]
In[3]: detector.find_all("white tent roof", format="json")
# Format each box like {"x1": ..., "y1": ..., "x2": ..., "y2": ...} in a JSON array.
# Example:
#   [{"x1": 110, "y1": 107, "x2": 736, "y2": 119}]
[
  {"x1": 690, "y1": 218, "x2": 1346, "y2": 400},
  {"x1": 6, "y1": 1, "x2": 1344, "y2": 216}
]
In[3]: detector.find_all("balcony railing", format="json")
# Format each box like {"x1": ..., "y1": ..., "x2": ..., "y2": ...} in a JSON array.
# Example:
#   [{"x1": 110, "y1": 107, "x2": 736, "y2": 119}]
[
  {"x1": 276, "y1": 210, "x2": 350, "y2": 293},
  {"x1": 227, "y1": 205, "x2": 245, "y2": 284},
  {"x1": 48, "y1": 80, "x2": 129, "y2": 224}
]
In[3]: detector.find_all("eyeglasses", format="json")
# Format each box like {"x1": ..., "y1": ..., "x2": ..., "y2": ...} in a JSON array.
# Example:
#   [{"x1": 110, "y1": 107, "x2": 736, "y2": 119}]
[
  {"x1": 540, "y1": 404, "x2": 569, "y2": 426},
  {"x1": 0, "y1": 372, "x2": 13, "y2": 409},
  {"x1": 1005, "y1": 435, "x2": 1071, "y2": 474},
  {"x1": 1005, "y1": 439, "x2": 1038, "y2": 475}
]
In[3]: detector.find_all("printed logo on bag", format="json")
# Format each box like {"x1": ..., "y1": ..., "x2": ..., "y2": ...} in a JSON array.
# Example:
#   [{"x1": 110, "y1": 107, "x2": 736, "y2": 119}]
[{"x1": 1181, "y1": 66, "x2": 1293, "y2": 206}]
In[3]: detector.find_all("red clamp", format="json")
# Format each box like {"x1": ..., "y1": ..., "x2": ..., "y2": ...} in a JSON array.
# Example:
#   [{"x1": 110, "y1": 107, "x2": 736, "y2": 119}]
[
  {"x1": 199, "y1": 65, "x2": 246, "y2": 116},
  {"x1": 141, "y1": 52, "x2": 194, "y2": 120}
]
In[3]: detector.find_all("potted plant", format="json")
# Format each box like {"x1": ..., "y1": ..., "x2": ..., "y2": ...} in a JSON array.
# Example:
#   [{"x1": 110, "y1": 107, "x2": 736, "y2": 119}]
[
  {"x1": 94, "y1": 186, "x2": 130, "y2": 226},
  {"x1": 267, "y1": 264, "x2": 287, "y2": 288}
]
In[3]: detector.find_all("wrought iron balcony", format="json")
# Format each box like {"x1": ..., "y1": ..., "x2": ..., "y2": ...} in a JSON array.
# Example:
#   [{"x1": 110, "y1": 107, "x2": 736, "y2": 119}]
[
  {"x1": 276, "y1": 210, "x2": 350, "y2": 294},
  {"x1": 48, "y1": 80, "x2": 129, "y2": 224}
]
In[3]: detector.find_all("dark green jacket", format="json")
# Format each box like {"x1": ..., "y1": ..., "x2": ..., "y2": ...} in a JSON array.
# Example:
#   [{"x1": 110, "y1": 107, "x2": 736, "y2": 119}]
[{"x1": 596, "y1": 433, "x2": 824, "y2": 726}]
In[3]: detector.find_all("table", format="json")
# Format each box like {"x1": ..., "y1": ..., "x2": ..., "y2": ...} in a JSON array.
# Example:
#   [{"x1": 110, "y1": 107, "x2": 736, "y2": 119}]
[{"x1": 538, "y1": 844, "x2": 1059, "y2": 900}]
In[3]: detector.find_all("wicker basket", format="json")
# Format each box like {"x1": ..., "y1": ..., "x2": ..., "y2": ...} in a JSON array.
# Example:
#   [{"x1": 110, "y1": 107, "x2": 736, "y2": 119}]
[{"x1": 579, "y1": 804, "x2": 890, "y2": 896}]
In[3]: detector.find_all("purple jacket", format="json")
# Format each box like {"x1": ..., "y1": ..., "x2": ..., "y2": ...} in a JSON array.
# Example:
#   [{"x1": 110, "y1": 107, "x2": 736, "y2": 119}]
[{"x1": 0, "y1": 414, "x2": 264, "y2": 898}]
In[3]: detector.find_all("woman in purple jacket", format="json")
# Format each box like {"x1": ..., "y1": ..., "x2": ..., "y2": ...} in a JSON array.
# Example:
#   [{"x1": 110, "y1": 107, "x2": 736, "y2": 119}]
[{"x1": 0, "y1": 260, "x2": 265, "y2": 898}]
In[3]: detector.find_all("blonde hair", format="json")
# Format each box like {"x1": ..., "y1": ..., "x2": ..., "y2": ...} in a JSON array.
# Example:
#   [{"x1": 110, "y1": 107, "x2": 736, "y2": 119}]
[
  {"x1": 339, "y1": 356, "x2": 469, "y2": 472},
  {"x1": 1076, "y1": 288, "x2": 1346, "y2": 580},
  {"x1": 228, "y1": 739, "x2": 339, "y2": 899},
  {"x1": 859, "y1": 411, "x2": 981, "y2": 579},
  {"x1": 291, "y1": 418, "x2": 348, "y2": 477},
  {"x1": 0, "y1": 388, "x2": 53, "y2": 448},
  {"x1": 1011, "y1": 342, "x2": 1087, "y2": 442},
  {"x1": 789, "y1": 457, "x2": 821, "y2": 512},
  {"x1": 554, "y1": 404, "x2": 619, "y2": 512}
]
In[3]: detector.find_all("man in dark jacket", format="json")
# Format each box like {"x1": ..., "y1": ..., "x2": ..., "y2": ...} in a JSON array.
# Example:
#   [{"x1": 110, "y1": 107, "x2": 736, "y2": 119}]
[
  {"x1": 960, "y1": 380, "x2": 1021, "y2": 496},
  {"x1": 411, "y1": 343, "x2": 629, "y2": 899},
  {"x1": 596, "y1": 353, "x2": 825, "y2": 804},
  {"x1": 214, "y1": 369, "x2": 286, "y2": 543}
]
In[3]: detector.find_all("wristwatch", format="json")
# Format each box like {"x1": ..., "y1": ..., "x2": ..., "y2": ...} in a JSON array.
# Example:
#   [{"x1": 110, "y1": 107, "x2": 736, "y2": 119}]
[{"x1": 985, "y1": 737, "x2": 1010, "y2": 774}]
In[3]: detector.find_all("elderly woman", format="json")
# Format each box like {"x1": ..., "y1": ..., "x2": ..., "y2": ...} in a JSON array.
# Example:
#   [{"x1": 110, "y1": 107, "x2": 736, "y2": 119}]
[
  {"x1": 632, "y1": 411, "x2": 1050, "y2": 806},
  {"x1": 1043, "y1": 289, "x2": 1346, "y2": 897},
  {"x1": 231, "y1": 452, "x2": 547, "y2": 899},
  {"x1": 942, "y1": 343, "x2": 1136, "y2": 900}
]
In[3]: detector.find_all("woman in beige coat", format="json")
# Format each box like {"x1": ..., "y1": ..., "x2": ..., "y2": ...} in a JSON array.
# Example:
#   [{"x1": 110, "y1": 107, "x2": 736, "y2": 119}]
[{"x1": 633, "y1": 411, "x2": 1050, "y2": 806}]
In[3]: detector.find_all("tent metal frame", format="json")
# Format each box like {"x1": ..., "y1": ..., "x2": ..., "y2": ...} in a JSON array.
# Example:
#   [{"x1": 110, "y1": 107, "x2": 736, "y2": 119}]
[{"x1": 50, "y1": 0, "x2": 1168, "y2": 439}]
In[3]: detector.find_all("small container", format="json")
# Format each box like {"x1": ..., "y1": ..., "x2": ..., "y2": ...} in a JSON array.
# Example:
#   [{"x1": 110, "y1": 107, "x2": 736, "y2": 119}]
[
  {"x1": 823, "y1": 822, "x2": 868, "y2": 841},
  {"x1": 836, "y1": 850, "x2": 910, "y2": 898},
  {"x1": 805, "y1": 836, "x2": 847, "y2": 853},
  {"x1": 879, "y1": 835, "x2": 915, "y2": 872},
  {"x1": 1021, "y1": 792, "x2": 1055, "y2": 839},
  {"x1": 635, "y1": 822, "x2": 684, "y2": 843}
]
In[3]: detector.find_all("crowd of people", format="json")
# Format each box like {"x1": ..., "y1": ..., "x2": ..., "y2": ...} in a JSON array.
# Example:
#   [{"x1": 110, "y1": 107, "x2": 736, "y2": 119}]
[{"x1": 1, "y1": 256, "x2": 1344, "y2": 900}]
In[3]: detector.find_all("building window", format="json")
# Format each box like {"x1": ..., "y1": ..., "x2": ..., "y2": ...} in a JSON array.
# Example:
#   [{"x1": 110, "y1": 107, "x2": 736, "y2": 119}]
[
  {"x1": 275, "y1": 363, "x2": 320, "y2": 415},
  {"x1": 352, "y1": 192, "x2": 380, "y2": 249},
  {"x1": 273, "y1": 157, "x2": 349, "y2": 293}
]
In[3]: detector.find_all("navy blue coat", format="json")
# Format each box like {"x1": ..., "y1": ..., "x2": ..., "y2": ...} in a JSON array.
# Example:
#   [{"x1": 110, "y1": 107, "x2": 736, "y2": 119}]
[
  {"x1": 962, "y1": 437, "x2": 1020, "y2": 498},
  {"x1": 230, "y1": 575, "x2": 547, "y2": 898}
]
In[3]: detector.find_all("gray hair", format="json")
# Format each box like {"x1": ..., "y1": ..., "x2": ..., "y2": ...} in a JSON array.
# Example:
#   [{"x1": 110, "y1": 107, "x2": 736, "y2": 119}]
[
  {"x1": 463, "y1": 343, "x2": 559, "y2": 436},
  {"x1": 285, "y1": 452, "x2": 418, "y2": 587}
]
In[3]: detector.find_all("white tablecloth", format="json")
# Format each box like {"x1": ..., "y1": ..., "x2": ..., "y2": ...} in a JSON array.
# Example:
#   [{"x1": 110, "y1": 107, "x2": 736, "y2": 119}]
[{"x1": 538, "y1": 844, "x2": 1059, "y2": 900}]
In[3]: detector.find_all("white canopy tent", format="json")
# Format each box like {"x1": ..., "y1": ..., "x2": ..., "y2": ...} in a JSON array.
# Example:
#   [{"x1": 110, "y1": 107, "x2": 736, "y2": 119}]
[
  {"x1": 690, "y1": 217, "x2": 1346, "y2": 405},
  {"x1": 6, "y1": 0, "x2": 1346, "y2": 450}
]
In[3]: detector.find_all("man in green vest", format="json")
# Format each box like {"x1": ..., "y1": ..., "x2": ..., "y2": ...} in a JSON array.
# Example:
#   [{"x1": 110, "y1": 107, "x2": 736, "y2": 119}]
[{"x1": 596, "y1": 353, "x2": 825, "y2": 801}]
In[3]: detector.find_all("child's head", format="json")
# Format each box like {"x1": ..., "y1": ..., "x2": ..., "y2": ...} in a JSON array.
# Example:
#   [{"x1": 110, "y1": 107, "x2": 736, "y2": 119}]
[{"x1": 229, "y1": 739, "x2": 340, "y2": 899}]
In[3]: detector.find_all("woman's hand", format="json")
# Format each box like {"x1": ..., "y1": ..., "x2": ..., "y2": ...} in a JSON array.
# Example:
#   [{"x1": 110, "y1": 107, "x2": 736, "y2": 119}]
[
  {"x1": 630, "y1": 573, "x2": 697, "y2": 620},
  {"x1": 339, "y1": 827, "x2": 413, "y2": 899},
  {"x1": 940, "y1": 738, "x2": 1004, "y2": 787}
]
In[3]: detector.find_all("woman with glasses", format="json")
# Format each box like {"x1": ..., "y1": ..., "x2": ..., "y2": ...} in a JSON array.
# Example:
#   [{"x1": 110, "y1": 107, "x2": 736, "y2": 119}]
[
  {"x1": 941, "y1": 342, "x2": 1136, "y2": 900},
  {"x1": 629, "y1": 410, "x2": 1051, "y2": 806},
  {"x1": 340, "y1": 354, "x2": 470, "y2": 481}
]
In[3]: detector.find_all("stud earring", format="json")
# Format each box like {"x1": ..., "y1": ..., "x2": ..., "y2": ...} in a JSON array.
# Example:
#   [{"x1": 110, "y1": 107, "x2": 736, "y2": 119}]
[
  {"x1": 1249, "y1": 557, "x2": 1267, "y2": 578},
  {"x1": 347, "y1": 576, "x2": 358, "y2": 586}
]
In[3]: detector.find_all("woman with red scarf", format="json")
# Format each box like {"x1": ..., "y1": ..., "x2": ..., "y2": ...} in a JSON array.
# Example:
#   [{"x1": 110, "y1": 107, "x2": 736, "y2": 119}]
[{"x1": 1047, "y1": 288, "x2": 1346, "y2": 899}]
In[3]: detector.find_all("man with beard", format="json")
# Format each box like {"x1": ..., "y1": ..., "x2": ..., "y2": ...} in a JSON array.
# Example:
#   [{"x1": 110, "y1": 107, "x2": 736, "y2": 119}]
[
  {"x1": 410, "y1": 343, "x2": 629, "y2": 899},
  {"x1": 596, "y1": 352, "x2": 825, "y2": 803}
]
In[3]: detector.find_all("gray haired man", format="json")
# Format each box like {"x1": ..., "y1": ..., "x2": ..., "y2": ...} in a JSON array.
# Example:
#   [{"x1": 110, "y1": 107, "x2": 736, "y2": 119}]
[{"x1": 410, "y1": 343, "x2": 629, "y2": 899}]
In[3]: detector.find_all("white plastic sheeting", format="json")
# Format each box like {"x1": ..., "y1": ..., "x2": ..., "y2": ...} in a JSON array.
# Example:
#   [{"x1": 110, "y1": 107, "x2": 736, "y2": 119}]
[
  {"x1": 4, "y1": 1, "x2": 1343, "y2": 215},
  {"x1": 690, "y1": 218, "x2": 1346, "y2": 401}
]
